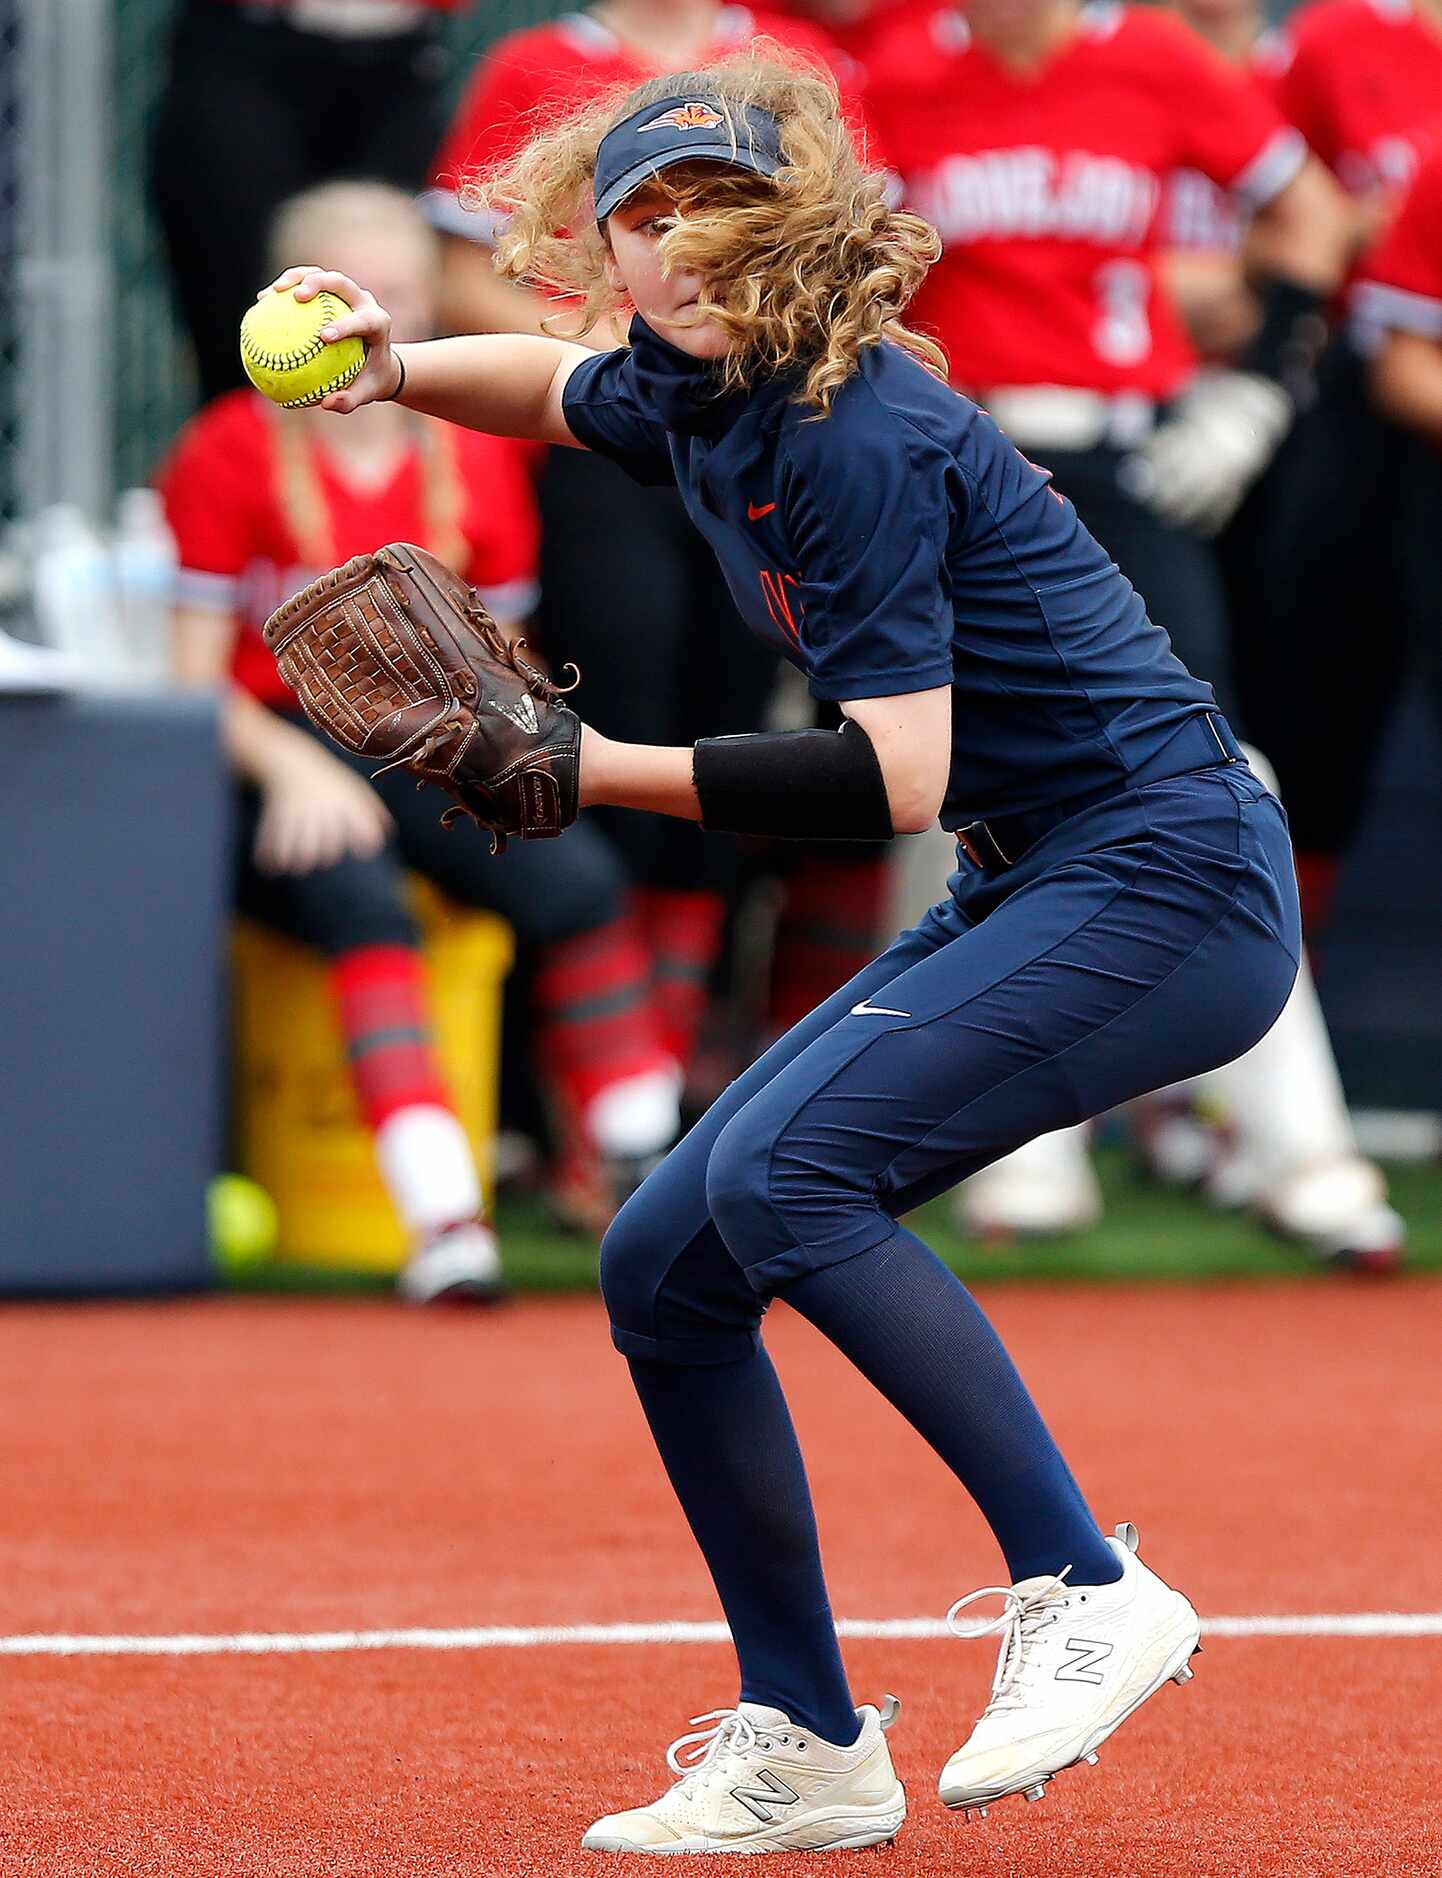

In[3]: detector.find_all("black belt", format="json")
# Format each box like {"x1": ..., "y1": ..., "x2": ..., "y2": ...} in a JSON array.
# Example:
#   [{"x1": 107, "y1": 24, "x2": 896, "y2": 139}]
[{"x1": 954, "y1": 711, "x2": 1244, "y2": 875}]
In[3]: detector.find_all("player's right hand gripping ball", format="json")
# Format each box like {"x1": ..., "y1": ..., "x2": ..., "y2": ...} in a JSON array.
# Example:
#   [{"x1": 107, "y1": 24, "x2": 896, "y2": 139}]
[
  {"x1": 239, "y1": 286, "x2": 365, "y2": 407},
  {"x1": 263, "y1": 543, "x2": 581, "y2": 852}
]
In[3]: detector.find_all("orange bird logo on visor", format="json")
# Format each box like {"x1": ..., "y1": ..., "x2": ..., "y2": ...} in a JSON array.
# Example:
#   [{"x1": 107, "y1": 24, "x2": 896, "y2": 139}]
[{"x1": 640, "y1": 102, "x2": 727, "y2": 133}]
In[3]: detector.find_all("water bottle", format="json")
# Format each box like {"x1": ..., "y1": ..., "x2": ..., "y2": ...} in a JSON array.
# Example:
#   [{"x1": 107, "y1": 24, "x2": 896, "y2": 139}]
[
  {"x1": 113, "y1": 487, "x2": 179, "y2": 688},
  {"x1": 29, "y1": 504, "x2": 125, "y2": 683}
]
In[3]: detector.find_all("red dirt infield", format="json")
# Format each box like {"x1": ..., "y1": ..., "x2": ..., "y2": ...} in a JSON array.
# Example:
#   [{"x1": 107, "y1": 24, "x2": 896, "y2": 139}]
[{"x1": 2, "y1": 1281, "x2": 1439, "y2": 1875}]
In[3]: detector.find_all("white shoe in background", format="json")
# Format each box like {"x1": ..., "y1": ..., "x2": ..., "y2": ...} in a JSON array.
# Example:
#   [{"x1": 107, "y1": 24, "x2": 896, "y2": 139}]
[
  {"x1": 397, "y1": 1219, "x2": 507, "y2": 1305},
  {"x1": 954, "y1": 1126, "x2": 1102, "y2": 1239},
  {"x1": 1250, "y1": 1155, "x2": 1407, "y2": 1272},
  {"x1": 582, "y1": 1698, "x2": 907, "y2": 1854},
  {"x1": 938, "y1": 1524, "x2": 1199, "y2": 1816}
]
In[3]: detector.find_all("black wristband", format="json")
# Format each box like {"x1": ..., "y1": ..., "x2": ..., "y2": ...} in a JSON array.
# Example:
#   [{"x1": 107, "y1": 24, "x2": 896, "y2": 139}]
[
  {"x1": 1240, "y1": 276, "x2": 1328, "y2": 403},
  {"x1": 693, "y1": 720, "x2": 895, "y2": 841},
  {"x1": 384, "y1": 350, "x2": 407, "y2": 403}
]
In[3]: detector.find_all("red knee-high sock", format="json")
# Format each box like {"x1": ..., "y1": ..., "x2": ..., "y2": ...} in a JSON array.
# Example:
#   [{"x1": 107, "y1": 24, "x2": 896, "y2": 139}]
[
  {"x1": 633, "y1": 886, "x2": 727, "y2": 1072},
  {"x1": 330, "y1": 945, "x2": 480, "y2": 1235},
  {"x1": 531, "y1": 910, "x2": 677, "y2": 1120},
  {"x1": 331, "y1": 944, "x2": 452, "y2": 1126},
  {"x1": 768, "y1": 853, "x2": 891, "y2": 1036}
]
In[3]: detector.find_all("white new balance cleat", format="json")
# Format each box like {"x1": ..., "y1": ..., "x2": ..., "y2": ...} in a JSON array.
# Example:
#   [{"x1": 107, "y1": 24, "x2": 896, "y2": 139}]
[
  {"x1": 939, "y1": 1523, "x2": 1200, "y2": 1817},
  {"x1": 582, "y1": 1698, "x2": 906, "y2": 1854}
]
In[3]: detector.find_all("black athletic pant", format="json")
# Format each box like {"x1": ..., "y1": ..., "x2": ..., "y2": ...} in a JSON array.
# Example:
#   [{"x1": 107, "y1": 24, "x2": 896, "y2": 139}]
[
  {"x1": 535, "y1": 446, "x2": 783, "y2": 892},
  {"x1": 150, "y1": 0, "x2": 450, "y2": 402}
]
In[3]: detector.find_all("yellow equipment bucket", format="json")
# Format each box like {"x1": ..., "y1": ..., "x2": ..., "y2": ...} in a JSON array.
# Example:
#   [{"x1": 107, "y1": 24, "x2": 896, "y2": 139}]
[{"x1": 231, "y1": 884, "x2": 513, "y2": 1272}]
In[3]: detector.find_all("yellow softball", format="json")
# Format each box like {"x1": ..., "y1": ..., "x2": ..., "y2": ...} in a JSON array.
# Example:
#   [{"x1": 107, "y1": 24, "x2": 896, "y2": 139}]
[{"x1": 239, "y1": 286, "x2": 366, "y2": 408}]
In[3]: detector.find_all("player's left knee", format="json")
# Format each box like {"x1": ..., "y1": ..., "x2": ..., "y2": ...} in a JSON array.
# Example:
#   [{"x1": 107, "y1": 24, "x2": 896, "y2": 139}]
[
  {"x1": 597, "y1": 1193, "x2": 662, "y2": 1335},
  {"x1": 599, "y1": 1184, "x2": 765, "y2": 1362},
  {"x1": 706, "y1": 1108, "x2": 849, "y2": 1269}
]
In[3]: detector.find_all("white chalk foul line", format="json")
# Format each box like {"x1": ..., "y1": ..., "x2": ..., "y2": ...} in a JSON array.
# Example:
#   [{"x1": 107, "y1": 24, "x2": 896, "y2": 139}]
[{"x1": 2, "y1": 1612, "x2": 1440, "y2": 1658}]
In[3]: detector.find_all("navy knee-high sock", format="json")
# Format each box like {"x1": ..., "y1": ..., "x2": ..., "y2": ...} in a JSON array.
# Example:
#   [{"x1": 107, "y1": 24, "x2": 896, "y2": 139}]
[
  {"x1": 627, "y1": 1347, "x2": 861, "y2": 1745},
  {"x1": 784, "y1": 1229, "x2": 1121, "y2": 1587}
]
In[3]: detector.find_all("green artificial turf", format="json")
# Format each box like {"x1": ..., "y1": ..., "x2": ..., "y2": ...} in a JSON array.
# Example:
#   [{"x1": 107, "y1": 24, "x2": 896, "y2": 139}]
[{"x1": 240, "y1": 1144, "x2": 1442, "y2": 1294}]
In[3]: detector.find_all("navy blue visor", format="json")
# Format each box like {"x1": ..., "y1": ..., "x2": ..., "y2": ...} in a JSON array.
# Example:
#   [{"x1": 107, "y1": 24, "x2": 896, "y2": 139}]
[{"x1": 592, "y1": 94, "x2": 785, "y2": 223}]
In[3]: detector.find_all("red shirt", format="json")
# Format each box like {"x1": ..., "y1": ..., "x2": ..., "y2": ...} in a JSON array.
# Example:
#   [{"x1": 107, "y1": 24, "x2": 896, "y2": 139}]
[
  {"x1": 158, "y1": 392, "x2": 539, "y2": 709},
  {"x1": 768, "y1": 0, "x2": 932, "y2": 68},
  {"x1": 425, "y1": 4, "x2": 881, "y2": 244},
  {"x1": 868, "y1": 2, "x2": 1304, "y2": 398},
  {"x1": 1164, "y1": 36, "x2": 1293, "y2": 255},
  {"x1": 1270, "y1": 0, "x2": 1442, "y2": 197},
  {"x1": 1353, "y1": 144, "x2": 1442, "y2": 338},
  {"x1": 216, "y1": 0, "x2": 465, "y2": 13}
]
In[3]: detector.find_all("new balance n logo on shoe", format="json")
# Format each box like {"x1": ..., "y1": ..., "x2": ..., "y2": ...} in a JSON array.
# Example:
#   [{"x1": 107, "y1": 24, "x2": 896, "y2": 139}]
[
  {"x1": 1055, "y1": 1638, "x2": 1115, "y2": 1685},
  {"x1": 730, "y1": 1769, "x2": 801, "y2": 1823}
]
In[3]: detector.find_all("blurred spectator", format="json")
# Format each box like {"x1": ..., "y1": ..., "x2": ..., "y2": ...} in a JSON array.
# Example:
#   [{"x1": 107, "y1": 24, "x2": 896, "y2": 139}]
[
  {"x1": 159, "y1": 184, "x2": 683, "y2": 1286},
  {"x1": 1354, "y1": 145, "x2": 1442, "y2": 766},
  {"x1": 1159, "y1": 0, "x2": 1289, "y2": 360},
  {"x1": 865, "y1": 0, "x2": 1403, "y2": 1265},
  {"x1": 866, "y1": 0, "x2": 1350, "y2": 710},
  {"x1": 1269, "y1": 0, "x2": 1442, "y2": 215},
  {"x1": 425, "y1": 0, "x2": 879, "y2": 1091},
  {"x1": 150, "y1": 0, "x2": 464, "y2": 401},
  {"x1": 1361, "y1": 141, "x2": 1442, "y2": 442},
  {"x1": 1217, "y1": 0, "x2": 1442, "y2": 940}
]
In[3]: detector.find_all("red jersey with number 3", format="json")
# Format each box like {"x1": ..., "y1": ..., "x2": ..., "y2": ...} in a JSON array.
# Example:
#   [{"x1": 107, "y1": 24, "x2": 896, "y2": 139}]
[
  {"x1": 868, "y1": 1, "x2": 1304, "y2": 397},
  {"x1": 427, "y1": 5, "x2": 878, "y2": 243},
  {"x1": 1269, "y1": 0, "x2": 1442, "y2": 197}
]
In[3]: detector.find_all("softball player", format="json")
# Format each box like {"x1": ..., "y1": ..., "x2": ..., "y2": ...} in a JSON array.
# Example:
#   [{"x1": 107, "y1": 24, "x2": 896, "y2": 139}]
[{"x1": 269, "y1": 54, "x2": 1300, "y2": 1853}]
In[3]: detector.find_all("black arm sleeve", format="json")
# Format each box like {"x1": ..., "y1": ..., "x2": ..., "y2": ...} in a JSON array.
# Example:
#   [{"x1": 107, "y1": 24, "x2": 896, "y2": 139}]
[
  {"x1": 692, "y1": 720, "x2": 894, "y2": 841},
  {"x1": 1240, "y1": 274, "x2": 1329, "y2": 403}
]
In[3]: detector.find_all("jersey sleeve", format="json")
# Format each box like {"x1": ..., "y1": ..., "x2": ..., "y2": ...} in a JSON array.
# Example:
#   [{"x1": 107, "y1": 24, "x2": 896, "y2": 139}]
[
  {"x1": 154, "y1": 395, "x2": 268, "y2": 613},
  {"x1": 778, "y1": 401, "x2": 957, "y2": 702},
  {"x1": 456, "y1": 432, "x2": 543, "y2": 621},
  {"x1": 424, "y1": 34, "x2": 552, "y2": 245},
  {"x1": 1265, "y1": 13, "x2": 1341, "y2": 171},
  {"x1": 560, "y1": 348, "x2": 677, "y2": 486},
  {"x1": 1158, "y1": 15, "x2": 1306, "y2": 208},
  {"x1": 1352, "y1": 152, "x2": 1442, "y2": 337}
]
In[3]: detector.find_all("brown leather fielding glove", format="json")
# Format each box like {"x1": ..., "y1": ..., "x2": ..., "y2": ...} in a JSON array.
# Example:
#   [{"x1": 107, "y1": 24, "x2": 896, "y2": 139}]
[{"x1": 264, "y1": 542, "x2": 581, "y2": 853}]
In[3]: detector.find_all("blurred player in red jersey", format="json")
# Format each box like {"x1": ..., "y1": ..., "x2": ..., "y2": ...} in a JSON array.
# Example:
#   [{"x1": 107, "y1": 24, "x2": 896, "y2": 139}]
[
  {"x1": 424, "y1": 1, "x2": 885, "y2": 1091},
  {"x1": 1271, "y1": 0, "x2": 1442, "y2": 211},
  {"x1": 151, "y1": 0, "x2": 467, "y2": 401},
  {"x1": 1353, "y1": 146, "x2": 1442, "y2": 843},
  {"x1": 1360, "y1": 141, "x2": 1442, "y2": 436},
  {"x1": 161, "y1": 185, "x2": 683, "y2": 1291},
  {"x1": 1219, "y1": 0, "x2": 1442, "y2": 954},
  {"x1": 865, "y1": 0, "x2": 1403, "y2": 1265},
  {"x1": 1159, "y1": 0, "x2": 1300, "y2": 361}
]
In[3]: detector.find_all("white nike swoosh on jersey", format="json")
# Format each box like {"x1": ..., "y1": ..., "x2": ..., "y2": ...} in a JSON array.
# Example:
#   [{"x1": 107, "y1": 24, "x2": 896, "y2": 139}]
[{"x1": 850, "y1": 1000, "x2": 912, "y2": 1018}]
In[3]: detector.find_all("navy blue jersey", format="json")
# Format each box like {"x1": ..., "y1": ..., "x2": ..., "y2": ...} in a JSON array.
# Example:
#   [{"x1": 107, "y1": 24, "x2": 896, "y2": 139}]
[{"x1": 563, "y1": 318, "x2": 1222, "y2": 829}]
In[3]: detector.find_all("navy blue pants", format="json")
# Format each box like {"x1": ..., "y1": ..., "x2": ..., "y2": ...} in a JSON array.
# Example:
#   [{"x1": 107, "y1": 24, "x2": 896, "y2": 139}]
[{"x1": 601, "y1": 765, "x2": 1301, "y2": 1362}]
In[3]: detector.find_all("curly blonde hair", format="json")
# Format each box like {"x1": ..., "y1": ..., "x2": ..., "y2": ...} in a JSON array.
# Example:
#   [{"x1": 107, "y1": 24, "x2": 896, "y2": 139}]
[{"x1": 469, "y1": 49, "x2": 946, "y2": 411}]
